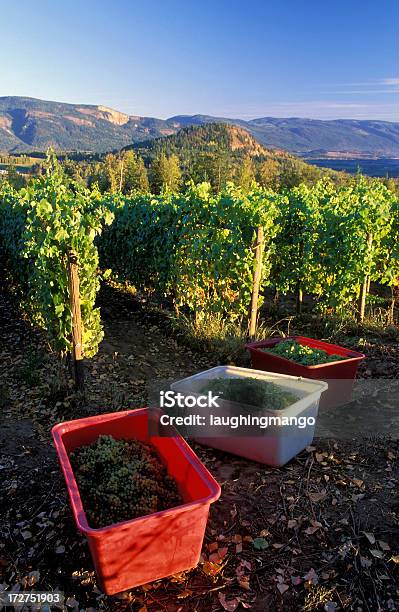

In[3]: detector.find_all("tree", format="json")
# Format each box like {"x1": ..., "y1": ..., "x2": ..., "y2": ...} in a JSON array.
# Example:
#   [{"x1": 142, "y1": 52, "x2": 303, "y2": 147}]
[
  {"x1": 150, "y1": 153, "x2": 181, "y2": 193},
  {"x1": 5, "y1": 164, "x2": 27, "y2": 190},
  {"x1": 237, "y1": 155, "x2": 255, "y2": 191},
  {"x1": 61, "y1": 156, "x2": 87, "y2": 187},
  {"x1": 122, "y1": 151, "x2": 149, "y2": 194},
  {"x1": 278, "y1": 158, "x2": 303, "y2": 188},
  {"x1": 104, "y1": 153, "x2": 120, "y2": 194},
  {"x1": 258, "y1": 158, "x2": 280, "y2": 190}
]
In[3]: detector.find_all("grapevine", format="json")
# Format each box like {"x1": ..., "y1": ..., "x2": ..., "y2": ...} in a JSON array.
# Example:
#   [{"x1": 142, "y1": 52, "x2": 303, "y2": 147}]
[
  {"x1": 99, "y1": 182, "x2": 280, "y2": 320},
  {"x1": 0, "y1": 152, "x2": 114, "y2": 357},
  {"x1": 1, "y1": 163, "x2": 398, "y2": 341}
]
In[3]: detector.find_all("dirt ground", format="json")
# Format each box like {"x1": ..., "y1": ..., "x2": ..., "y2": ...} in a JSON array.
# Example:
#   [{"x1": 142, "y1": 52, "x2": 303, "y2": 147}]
[{"x1": 1, "y1": 280, "x2": 399, "y2": 612}]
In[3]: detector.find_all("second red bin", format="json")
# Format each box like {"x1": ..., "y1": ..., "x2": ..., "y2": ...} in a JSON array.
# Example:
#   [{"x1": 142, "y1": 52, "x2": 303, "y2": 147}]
[{"x1": 246, "y1": 335, "x2": 365, "y2": 408}]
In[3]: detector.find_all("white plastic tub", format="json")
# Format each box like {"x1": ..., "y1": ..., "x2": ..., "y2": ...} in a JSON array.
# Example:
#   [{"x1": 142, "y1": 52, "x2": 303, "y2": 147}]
[{"x1": 170, "y1": 366, "x2": 328, "y2": 466}]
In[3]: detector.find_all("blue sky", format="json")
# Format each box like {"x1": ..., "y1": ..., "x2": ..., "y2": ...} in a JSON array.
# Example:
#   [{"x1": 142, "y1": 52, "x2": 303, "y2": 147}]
[{"x1": 1, "y1": 0, "x2": 398, "y2": 120}]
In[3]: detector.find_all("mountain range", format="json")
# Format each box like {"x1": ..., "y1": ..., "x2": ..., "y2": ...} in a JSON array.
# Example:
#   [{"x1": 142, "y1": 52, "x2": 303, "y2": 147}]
[{"x1": 1, "y1": 96, "x2": 399, "y2": 156}]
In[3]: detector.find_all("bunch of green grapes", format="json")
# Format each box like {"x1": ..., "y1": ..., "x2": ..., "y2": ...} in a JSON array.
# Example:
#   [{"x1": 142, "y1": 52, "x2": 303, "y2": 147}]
[
  {"x1": 202, "y1": 377, "x2": 298, "y2": 412},
  {"x1": 70, "y1": 435, "x2": 182, "y2": 528},
  {"x1": 265, "y1": 340, "x2": 345, "y2": 366}
]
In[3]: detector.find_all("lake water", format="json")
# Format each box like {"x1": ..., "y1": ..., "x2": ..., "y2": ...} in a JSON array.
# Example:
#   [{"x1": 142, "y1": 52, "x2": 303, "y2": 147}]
[
  {"x1": 307, "y1": 158, "x2": 399, "y2": 178},
  {"x1": 0, "y1": 164, "x2": 32, "y2": 174}
]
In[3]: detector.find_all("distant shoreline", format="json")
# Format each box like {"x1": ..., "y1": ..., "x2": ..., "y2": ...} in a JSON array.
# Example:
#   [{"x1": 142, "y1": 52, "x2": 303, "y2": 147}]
[{"x1": 306, "y1": 157, "x2": 399, "y2": 177}]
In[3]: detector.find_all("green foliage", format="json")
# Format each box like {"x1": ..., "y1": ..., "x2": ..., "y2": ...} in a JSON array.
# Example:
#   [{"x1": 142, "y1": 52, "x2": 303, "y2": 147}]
[
  {"x1": 99, "y1": 182, "x2": 279, "y2": 321},
  {"x1": 271, "y1": 177, "x2": 397, "y2": 314},
  {"x1": 63, "y1": 151, "x2": 149, "y2": 195},
  {"x1": 16, "y1": 350, "x2": 47, "y2": 386},
  {"x1": 171, "y1": 312, "x2": 251, "y2": 361},
  {"x1": 53, "y1": 123, "x2": 385, "y2": 194},
  {"x1": 253, "y1": 537, "x2": 269, "y2": 550},
  {"x1": 149, "y1": 152, "x2": 181, "y2": 193},
  {"x1": 100, "y1": 175, "x2": 398, "y2": 323},
  {"x1": 70, "y1": 435, "x2": 182, "y2": 528},
  {"x1": 237, "y1": 155, "x2": 256, "y2": 191},
  {"x1": 99, "y1": 152, "x2": 150, "y2": 195},
  {"x1": 1, "y1": 154, "x2": 398, "y2": 349},
  {"x1": 257, "y1": 158, "x2": 281, "y2": 190},
  {"x1": 133, "y1": 123, "x2": 330, "y2": 192},
  {"x1": 265, "y1": 340, "x2": 345, "y2": 366},
  {"x1": 169, "y1": 183, "x2": 279, "y2": 320},
  {"x1": 123, "y1": 150, "x2": 149, "y2": 193},
  {"x1": 272, "y1": 181, "x2": 326, "y2": 297},
  {"x1": 4, "y1": 165, "x2": 28, "y2": 190},
  {"x1": 0, "y1": 152, "x2": 113, "y2": 357},
  {"x1": 98, "y1": 190, "x2": 179, "y2": 295},
  {"x1": 314, "y1": 177, "x2": 394, "y2": 311}
]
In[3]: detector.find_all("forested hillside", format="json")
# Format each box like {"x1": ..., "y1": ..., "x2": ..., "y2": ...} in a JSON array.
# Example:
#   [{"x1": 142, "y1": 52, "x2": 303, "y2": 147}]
[
  {"x1": 0, "y1": 96, "x2": 178, "y2": 152},
  {"x1": 2, "y1": 96, "x2": 399, "y2": 156},
  {"x1": 128, "y1": 124, "x2": 326, "y2": 190}
]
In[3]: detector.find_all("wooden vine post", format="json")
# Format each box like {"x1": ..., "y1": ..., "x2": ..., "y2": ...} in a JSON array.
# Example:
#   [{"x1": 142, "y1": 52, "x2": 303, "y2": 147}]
[
  {"x1": 358, "y1": 233, "x2": 373, "y2": 323},
  {"x1": 296, "y1": 241, "x2": 304, "y2": 314},
  {"x1": 249, "y1": 226, "x2": 264, "y2": 340},
  {"x1": 67, "y1": 249, "x2": 84, "y2": 389},
  {"x1": 389, "y1": 281, "x2": 399, "y2": 325}
]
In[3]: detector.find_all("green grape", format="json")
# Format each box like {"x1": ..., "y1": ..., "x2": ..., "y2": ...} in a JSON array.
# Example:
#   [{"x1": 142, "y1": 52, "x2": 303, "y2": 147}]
[
  {"x1": 69, "y1": 435, "x2": 182, "y2": 528},
  {"x1": 265, "y1": 339, "x2": 346, "y2": 366},
  {"x1": 201, "y1": 377, "x2": 298, "y2": 412}
]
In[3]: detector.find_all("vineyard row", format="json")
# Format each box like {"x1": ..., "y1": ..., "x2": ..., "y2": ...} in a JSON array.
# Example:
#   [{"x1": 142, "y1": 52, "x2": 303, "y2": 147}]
[{"x1": 0, "y1": 160, "x2": 398, "y2": 363}]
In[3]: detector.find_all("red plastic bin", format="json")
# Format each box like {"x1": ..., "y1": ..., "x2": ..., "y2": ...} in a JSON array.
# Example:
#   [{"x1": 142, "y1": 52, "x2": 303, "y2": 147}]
[
  {"x1": 52, "y1": 409, "x2": 221, "y2": 595},
  {"x1": 246, "y1": 336, "x2": 365, "y2": 408}
]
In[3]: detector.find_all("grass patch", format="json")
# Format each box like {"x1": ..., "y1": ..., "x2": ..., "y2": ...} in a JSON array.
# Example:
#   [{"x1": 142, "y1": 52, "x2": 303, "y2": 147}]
[
  {"x1": 172, "y1": 313, "x2": 282, "y2": 363},
  {"x1": 16, "y1": 350, "x2": 47, "y2": 386}
]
